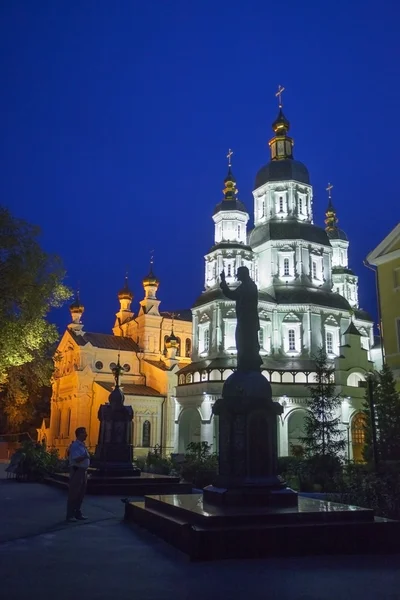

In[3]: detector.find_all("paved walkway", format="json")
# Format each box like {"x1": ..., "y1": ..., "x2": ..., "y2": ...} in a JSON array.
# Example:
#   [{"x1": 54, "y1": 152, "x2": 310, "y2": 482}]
[{"x1": 1, "y1": 465, "x2": 400, "y2": 600}]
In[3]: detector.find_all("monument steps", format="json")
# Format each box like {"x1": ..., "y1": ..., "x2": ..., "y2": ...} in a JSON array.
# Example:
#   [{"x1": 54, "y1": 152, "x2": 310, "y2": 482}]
[
  {"x1": 125, "y1": 494, "x2": 400, "y2": 561},
  {"x1": 45, "y1": 472, "x2": 192, "y2": 496}
]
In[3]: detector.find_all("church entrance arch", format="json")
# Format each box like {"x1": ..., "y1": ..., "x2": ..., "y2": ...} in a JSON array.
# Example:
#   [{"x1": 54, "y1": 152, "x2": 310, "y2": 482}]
[
  {"x1": 287, "y1": 409, "x2": 307, "y2": 456},
  {"x1": 351, "y1": 412, "x2": 366, "y2": 462},
  {"x1": 178, "y1": 408, "x2": 201, "y2": 453}
]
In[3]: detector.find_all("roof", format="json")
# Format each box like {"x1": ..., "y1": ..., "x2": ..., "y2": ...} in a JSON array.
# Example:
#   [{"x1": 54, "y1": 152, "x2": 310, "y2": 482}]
[
  {"x1": 208, "y1": 241, "x2": 253, "y2": 254},
  {"x1": 366, "y1": 222, "x2": 400, "y2": 266},
  {"x1": 344, "y1": 322, "x2": 361, "y2": 336},
  {"x1": 332, "y1": 266, "x2": 355, "y2": 275},
  {"x1": 96, "y1": 381, "x2": 163, "y2": 397},
  {"x1": 213, "y1": 198, "x2": 249, "y2": 215},
  {"x1": 354, "y1": 308, "x2": 373, "y2": 322},
  {"x1": 69, "y1": 331, "x2": 139, "y2": 351},
  {"x1": 255, "y1": 159, "x2": 310, "y2": 189},
  {"x1": 159, "y1": 310, "x2": 192, "y2": 322},
  {"x1": 249, "y1": 219, "x2": 330, "y2": 248},
  {"x1": 178, "y1": 356, "x2": 324, "y2": 376},
  {"x1": 144, "y1": 359, "x2": 173, "y2": 371},
  {"x1": 267, "y1": 286, "x2": 352, "y2": 311},
  {"x1": 327, "y1": 227, "x2": 348, "y2": 242}
]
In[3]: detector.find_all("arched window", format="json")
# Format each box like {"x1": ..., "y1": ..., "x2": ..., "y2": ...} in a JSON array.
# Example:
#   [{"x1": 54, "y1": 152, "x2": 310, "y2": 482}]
[
  {"x1": 142, "y1": 420, "x2": 151, "y2": 448},
  {"x1": 176, "y1": 337, "x2": 181, "y2": 356},
  {"x1": 288, "y1": 329, "x2": 296, "y2": 352},
  {"x1": 237, "y1": 224, "x2": 241, "y2": 239},
  {"x1": 204, "y1": 328, "x2": 210, "y2": 352},
  {"x1": 279, "y1": 196, "x2": 284, "y2": 212},
  {"x1": 326, "y1": 331, "x2": 334, "y2": 354},
  {"x1": 185, "y1": 338, "x2": 191, "y2": 357},
  {"x1": 259, "y1": 328, "x2": 264, "y2": 350},
  {"x1": 298, "y1": 197, "x2": 303, "y2": 214},
  {"x1": 164, "y1": 335, "x2": 169, "y2": 352},
  {"x1": 227, "y1": 263, "x2": 232, "y2": 277},
  {"x1": 351, "y1": 413, "x2": 366, "y2": 462},
  {"x1": 283, "y1": 258, "x2": 290, "y2": 277},
  {"x1": 312, "y1": 261, "x2": 317, "y2": 279}
]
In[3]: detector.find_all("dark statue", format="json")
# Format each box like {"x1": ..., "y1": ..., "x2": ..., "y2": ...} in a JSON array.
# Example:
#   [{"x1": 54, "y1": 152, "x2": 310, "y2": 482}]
[{"x1": 220, "y1": 266, "x2": 262, "y2": 372}]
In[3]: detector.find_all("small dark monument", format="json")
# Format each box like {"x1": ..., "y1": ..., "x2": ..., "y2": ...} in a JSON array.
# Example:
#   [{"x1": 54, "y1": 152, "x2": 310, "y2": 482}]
[
  {"x1": 203, "y1": 266, "x2": 297, "y2": 507},
  {"x1": 92, "y1": 357, "x2": 140, "y2": 476}
]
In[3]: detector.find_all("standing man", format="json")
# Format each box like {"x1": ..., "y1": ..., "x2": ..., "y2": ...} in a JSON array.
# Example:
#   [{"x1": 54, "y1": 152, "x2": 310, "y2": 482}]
[{"x1": 66, "y1": 427, "x2": 90, "y2": 522}]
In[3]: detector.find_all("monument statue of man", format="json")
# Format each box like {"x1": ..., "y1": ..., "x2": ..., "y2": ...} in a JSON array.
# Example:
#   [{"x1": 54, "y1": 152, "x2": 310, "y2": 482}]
[{"x1": 220, "y1": 266, "x2": 262, "y2": 372}]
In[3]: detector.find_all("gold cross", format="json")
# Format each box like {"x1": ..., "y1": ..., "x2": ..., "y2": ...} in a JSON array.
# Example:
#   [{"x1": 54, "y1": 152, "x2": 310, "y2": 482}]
[
  {"x1": 326, "y1": 182, "x2": 333, "y2": 199},
  {"x1": 275, "y1": 84, "x2": 285, "y2": 108},
  {"x1": 227, "y1": 148, "x2": 233, "y2": 167}
]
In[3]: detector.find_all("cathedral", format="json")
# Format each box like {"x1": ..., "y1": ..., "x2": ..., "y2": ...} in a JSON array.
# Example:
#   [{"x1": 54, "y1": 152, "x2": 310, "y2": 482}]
[
  {"x1": 39, "y1": 97, "x2": 382, "y2": 463},
  {"x1": 175, "y1": 99, "x2": 381, "y2": 462}
]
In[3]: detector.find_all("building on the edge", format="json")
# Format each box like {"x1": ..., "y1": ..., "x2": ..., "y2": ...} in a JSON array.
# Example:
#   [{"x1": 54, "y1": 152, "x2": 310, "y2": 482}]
[
  {"x1": 37, "y1": 264, "x2": 192, "y2": 457},
  {"x1": 366, "y1": 222, "x2": 400, "y2": 389},
  {"x1": 175, "y1": 101, "x2": 382, "y2": 463}
]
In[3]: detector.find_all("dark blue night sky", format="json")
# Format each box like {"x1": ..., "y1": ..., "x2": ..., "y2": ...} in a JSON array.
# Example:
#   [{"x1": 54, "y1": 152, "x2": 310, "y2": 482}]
[{"x1": 1, "y1": 1, "x2": 399, "y2": 334}]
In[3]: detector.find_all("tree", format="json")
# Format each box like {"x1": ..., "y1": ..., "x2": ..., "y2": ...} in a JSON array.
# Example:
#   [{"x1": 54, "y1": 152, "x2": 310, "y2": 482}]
[
  {"x1": 301, "y1": 348, "x2": 345, "y2": 458},
  {"x1": 363, "y1": 364, "x2": 400, "y2": 463},
  {"x1": 0, "y1": 206, "x2": 70, "y2": 432}
]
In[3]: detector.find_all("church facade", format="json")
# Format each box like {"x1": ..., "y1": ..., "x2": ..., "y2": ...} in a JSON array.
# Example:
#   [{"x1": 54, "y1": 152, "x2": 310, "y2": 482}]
[
  {"x1": 37, "y1": 268, "x2": 192, "y2": 458},
  {"x1": 174, "y1": 103, "x2": 382, "y2": 462}
]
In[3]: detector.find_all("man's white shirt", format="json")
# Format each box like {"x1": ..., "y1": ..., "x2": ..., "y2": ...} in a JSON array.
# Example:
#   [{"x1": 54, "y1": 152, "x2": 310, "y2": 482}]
[{"x1": 69, "y1": 440, "x2": 90, "y2": 469}]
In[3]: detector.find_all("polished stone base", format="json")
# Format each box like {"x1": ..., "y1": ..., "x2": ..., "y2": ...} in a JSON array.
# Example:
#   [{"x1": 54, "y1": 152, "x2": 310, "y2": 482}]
[
  {"x1": 124, "y1": 493, "x2": 400, "y2": 561},
  {"x1": 46, "y1": 471, "x2": 192, "y2": 496},
  {"x1": 203, "y1": 482, "x2": 298, "y2": 507},
  {"x1": 90, "y1": 463, "x2": 141, "y2": 477}
]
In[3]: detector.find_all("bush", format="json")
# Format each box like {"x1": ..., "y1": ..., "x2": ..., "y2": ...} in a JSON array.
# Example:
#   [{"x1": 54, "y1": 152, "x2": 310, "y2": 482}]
[
  {"x1": 180, "y1": 442, "x2": 218, "y2": 487},
  {"x1": 7, "y1": 441, "x2": 61, "y2": 481},
  {"x1": 278, "y1": 454, "x2": 343, "y2": 493},
  {"x1": 144, "y1": 451, "x2": 173, "y2": 475}
]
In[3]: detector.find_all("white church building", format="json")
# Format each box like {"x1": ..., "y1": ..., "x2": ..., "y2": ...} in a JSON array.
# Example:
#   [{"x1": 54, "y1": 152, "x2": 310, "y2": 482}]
[{"x1": 174, "y1": 102, "x2": 382, "y2": 462}]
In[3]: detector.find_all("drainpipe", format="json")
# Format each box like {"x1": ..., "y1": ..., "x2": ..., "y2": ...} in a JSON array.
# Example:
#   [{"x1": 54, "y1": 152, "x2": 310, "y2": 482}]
[
  {"x1": 159, "y1": 316, "x2": 165, "y2": 357},
  {"x1": 160, "y1": 395, "x2": 167, "y2": 455},
  {"x1": 363, "y1": 260, "x2": 385, "y2": 366}
]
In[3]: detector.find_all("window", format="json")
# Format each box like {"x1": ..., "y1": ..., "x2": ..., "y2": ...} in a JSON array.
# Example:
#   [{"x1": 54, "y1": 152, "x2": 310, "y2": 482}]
[
  {"x1": 259, "y1": 328, "x2": 264, "y2": 350},
  {"x1": 176, "y1": 337, "x2": 181, "y2": 356},
  {"x1": 312, "y1": 261, "x2": 317, "y2": 279},
  {"x1": 237, "y1": 224, "x2": 241, "y2": 239},
  {"x1": 261, "y1": 200, "x2": 265, "y2": 218},
  {"x1": 204, "y1": 328, "x2": 210, "y2": 352},
  {"x1": 299, "y1": 197, "x2": 303, "y2": 214},
  {"x1": 283, "y1": 258, "x2": 290, "y2": 276},
  {"x1": 185, "y1": 338, "x2": 191, "y2": 357},
  {"x1": 288, "y1": 329, "x2": 296, "y2": 352},
  {"x1": 227, "y1": 264, "x2": 232, "y2": 277},
  {"x1": 326, "y1": 331, "x2": 334, "y2": 354},
  {"x1": 352, "y1": 413, "x2": 365, "y2": 446},
  {"x1": 279, "y1": 196, "x2": 284, "y2": 212},
  {"x1": 142, "y1": 421, "x2": 151, "y2": 448}
]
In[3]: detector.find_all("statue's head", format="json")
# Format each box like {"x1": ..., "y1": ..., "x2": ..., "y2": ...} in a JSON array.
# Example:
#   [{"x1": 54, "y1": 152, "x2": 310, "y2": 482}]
[{"x1": 236, "y1": 266, "x2": 250, "y2": 282}]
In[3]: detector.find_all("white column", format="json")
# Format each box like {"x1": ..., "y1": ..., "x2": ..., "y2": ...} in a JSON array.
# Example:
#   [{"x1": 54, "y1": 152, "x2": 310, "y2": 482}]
[
  {"x1": 201, "y1": 421, "x2": 214, "y2": 446},
  {"x1": 278, "y1": 412, "x2": 288, "y2": 456}
]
